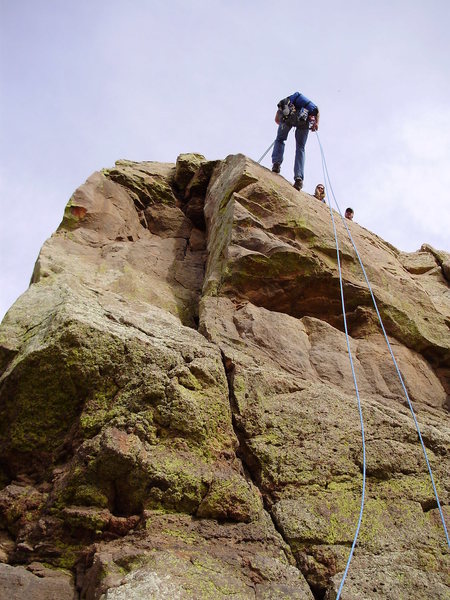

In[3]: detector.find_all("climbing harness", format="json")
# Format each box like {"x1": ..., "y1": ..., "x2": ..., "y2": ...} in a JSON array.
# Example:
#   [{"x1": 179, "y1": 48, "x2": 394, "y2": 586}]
[{"x1": 316, "y1": 132, "x2": 450, "y2": 598}]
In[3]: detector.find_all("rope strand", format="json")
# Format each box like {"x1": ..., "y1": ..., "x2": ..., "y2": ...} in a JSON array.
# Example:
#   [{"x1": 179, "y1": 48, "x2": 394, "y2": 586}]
[
  {"x1": 319, "y1": 145, "x2": 367, "y2": 600},
  {"x1": 316, "y1": 132, "x2": 450, "y2": 551},
  {"x1": 257, "y1": 141, "x2": 275, "y2": 164}
]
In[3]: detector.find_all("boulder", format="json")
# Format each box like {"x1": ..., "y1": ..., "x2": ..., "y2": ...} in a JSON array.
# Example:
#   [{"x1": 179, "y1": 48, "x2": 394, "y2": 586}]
[
  {"x1": 0, "y1": 153, "x2": 448, "y2": 599},
  {"x1": 174, "y1": 153, "x2": 207, "y2": 192},
  {"x1": 0, "y1": 563, "x2": 75, "y2": 600}
]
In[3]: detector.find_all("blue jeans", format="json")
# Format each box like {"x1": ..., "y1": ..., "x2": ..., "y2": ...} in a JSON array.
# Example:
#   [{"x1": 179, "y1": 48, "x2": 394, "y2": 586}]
[{"x1": 271, "y1": 122, "x2": 309, "y2": 180}]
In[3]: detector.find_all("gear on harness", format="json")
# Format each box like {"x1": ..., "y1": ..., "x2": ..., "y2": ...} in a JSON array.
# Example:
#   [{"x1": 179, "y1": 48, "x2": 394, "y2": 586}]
[{"x1": 276, "y1": 98, "x2": 314, "y2": 128}]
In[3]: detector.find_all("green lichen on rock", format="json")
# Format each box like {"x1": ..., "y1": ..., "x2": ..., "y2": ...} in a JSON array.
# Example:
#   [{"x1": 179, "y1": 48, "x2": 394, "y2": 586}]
[
  {"x1": 56, "y1": 435, "x2": 207, "y2": 517},
  {"x1": 62, "y1": 506, "x2": 111, "y2": 532},
  {"x1": 227, "y1": 249, "x2": 319, "y2": 284},
  {"x1": 0, "y1": 485, "x2": 46, "y2": 535},
  {"x1": 196, "y1": 473, "x2": 262, "y2": 522},
  {"x1": 103, "y1": 165, "x2": 176, "y2": 207},
  {"x1": 202, "y1": 192, "x2": 235, "y2": 298},
  {"x1": 69, "y1": 484, "x2": 110, "y2": 509},
  {"x1": 0, "y1": 346, "x2": 83, "y2": 460},
  {"x1": 379, "y1": 302, "x2": 429, "y2": 353},
  {"x1": 1, "y1": 153, "x2": 449, "y2": 598},
  {"x1": 0, "y1": 320, "x2": 156, "y2": 471},
  {"x1": 60, "y1": 196, "x2": 83, "y2": 231},
  {"x1": 184, "y1": 160, "x2": 219, "y2": 199},
  {"x1": 272, "y1": 216, "x2": 318, "y2": 243},
  {"x1": 175, "y1": 153, "x2": 207, "y2": 191},
  {"x1": 52, "y1": 540, "x2": 84, "y2": 570},
  {"x1": 0, "y1": 324, "x2": 124, "y2": 471}
]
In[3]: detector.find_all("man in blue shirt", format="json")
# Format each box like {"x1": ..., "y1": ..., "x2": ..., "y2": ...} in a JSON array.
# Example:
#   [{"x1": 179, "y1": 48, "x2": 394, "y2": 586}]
[{"x1": 272, "y1": 92, "x2": 320, "y2": 190}]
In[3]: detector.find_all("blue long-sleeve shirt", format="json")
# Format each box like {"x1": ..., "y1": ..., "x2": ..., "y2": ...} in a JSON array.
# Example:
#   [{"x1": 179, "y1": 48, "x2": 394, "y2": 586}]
[{"x1": 288, "y1": 92, "x2": 318, "y2": 116}]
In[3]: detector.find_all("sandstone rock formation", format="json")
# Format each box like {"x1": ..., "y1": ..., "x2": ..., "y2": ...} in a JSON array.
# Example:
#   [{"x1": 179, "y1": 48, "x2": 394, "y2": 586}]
[{"x1": 0, "y1": 153, "x2": 448, "y2": 599}]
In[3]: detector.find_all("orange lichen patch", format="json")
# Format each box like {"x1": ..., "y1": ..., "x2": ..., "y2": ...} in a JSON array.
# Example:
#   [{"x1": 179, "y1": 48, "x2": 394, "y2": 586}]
[{"x1": 71, "y1": 205, "x2": 87, "y2": 219}]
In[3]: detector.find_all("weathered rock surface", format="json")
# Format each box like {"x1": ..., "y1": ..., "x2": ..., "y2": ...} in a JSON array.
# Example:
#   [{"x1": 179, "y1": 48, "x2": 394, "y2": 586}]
[
  {"x1": 0, "y1": 153, "x2": 448, "y2": 599},
  {"x1": 79, "y1": 513, "x2": 312, "y2": 600},
  {"x1": 0, "y1": 562, "x2": 75, "y2": 600}
]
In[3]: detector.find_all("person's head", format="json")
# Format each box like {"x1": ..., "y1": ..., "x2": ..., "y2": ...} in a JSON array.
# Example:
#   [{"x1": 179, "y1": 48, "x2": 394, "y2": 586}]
[
  {"x1": 314, "y1": 184, "x2": 325, "y2": 201},
  {"x1": 345, "y1": 207, "x2": 354, "y2": 220}
]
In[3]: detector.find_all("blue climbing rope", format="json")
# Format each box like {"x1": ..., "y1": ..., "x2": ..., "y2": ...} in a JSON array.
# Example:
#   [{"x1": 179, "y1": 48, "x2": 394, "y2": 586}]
[
  {"x1": 316, "y1": 133, "x2": 450, "y2": 556},
  {"x1": 319, "y1": 145, "x2": 367, "y2": 600},
  {"x1": 257, "y1": 140, "x2": 275, "y2": 164}
]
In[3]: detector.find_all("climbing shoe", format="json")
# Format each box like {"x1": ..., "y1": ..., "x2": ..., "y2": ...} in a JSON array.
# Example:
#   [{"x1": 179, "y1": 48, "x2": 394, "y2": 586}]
[
  {"x1": 272, "y1": 163, "x2": 281, "y2": 173},
  {"x1": 293, "y1": 178, "x2": 303, "y2": 190}
]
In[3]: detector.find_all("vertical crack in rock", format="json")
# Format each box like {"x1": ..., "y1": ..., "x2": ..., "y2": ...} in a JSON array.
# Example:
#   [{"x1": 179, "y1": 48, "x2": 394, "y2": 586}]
[
  {"x1": 219, "y1": 352, "x2": 260, "y2": 487},
  {"x1": 219, "y1": 350, "x2": 322, "y2": 600}
]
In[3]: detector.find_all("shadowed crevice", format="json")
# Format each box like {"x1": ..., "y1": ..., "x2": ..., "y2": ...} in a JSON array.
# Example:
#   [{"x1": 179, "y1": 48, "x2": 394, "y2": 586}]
[{"x1": 219, "y1": 349, "x2": 323, "y2": 600}]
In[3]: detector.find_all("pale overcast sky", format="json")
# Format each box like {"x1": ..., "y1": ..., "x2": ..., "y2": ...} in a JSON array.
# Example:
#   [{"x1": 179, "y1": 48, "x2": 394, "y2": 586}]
[{"x1": 1, "y1": 0, "x2": 449, "y2": 320}]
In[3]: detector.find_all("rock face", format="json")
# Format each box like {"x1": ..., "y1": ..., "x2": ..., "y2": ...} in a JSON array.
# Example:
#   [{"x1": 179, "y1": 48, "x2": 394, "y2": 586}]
[{"x1": 0, "y1": 153, "x2": 449, "y2": 599}]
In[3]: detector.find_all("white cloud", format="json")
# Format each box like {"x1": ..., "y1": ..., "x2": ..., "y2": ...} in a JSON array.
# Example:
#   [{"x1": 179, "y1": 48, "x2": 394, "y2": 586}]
[
  {"x1": 400, "y1": 106, "x2": 450, "y2": 162},
  {"x1": 352, "y1": 108, "x2": 450, "y2": 251}
]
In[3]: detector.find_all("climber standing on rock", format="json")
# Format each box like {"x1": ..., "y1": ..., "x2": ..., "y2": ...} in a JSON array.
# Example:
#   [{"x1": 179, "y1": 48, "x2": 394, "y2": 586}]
[{"x1": 272, "y1": 92, "x2": 320, "y2": 191}]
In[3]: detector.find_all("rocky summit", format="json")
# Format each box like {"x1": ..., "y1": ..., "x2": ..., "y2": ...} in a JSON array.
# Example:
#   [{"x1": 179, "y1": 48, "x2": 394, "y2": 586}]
[{"x1": 0, "y1": 153, "x2": 449, "y2": 600}]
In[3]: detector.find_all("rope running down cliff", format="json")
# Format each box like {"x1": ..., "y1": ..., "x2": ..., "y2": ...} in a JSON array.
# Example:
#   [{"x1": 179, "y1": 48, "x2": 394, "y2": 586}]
[
  {"x1": 316, "y1": 133, "x2": 450, "y2": 593},
  {"x1": 257, "y1": 141, "x2": 275, "y2": 165},
  {"x1": 318, "y1": 138, "x2": 367, "y2": 600}
]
